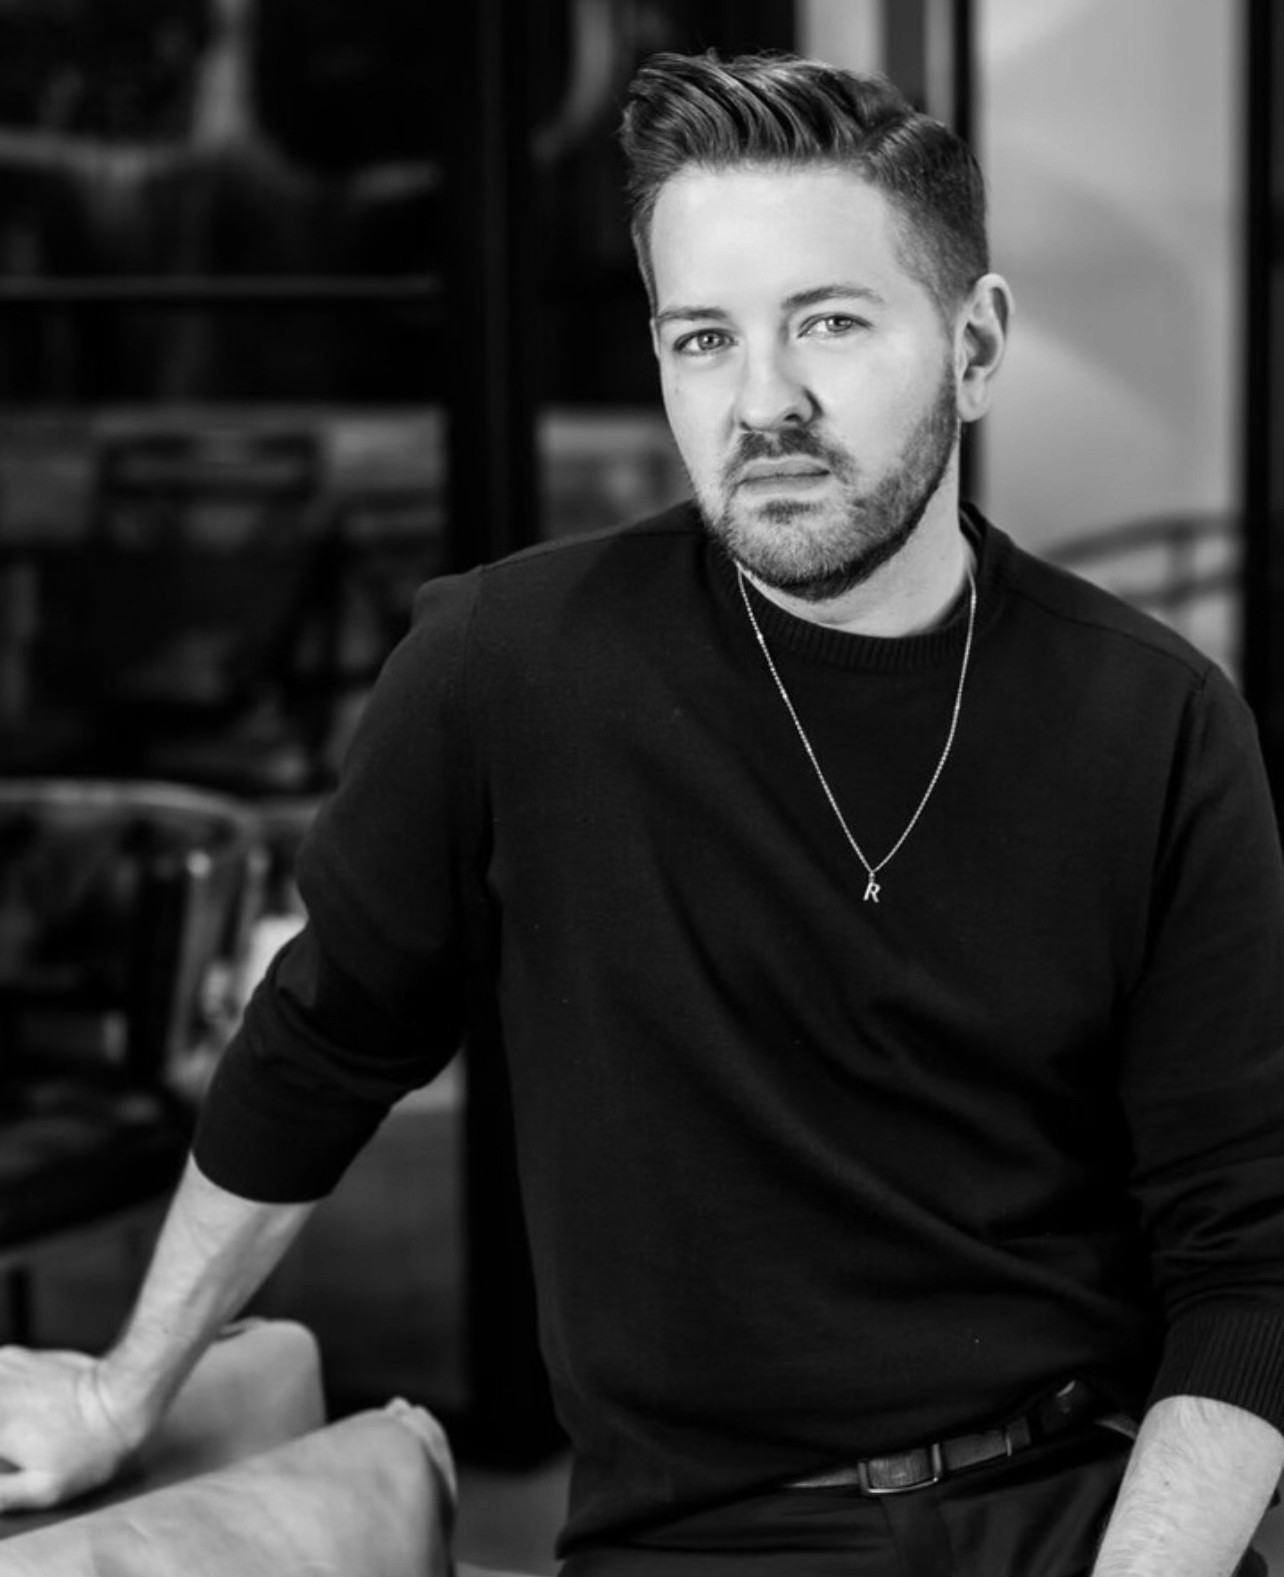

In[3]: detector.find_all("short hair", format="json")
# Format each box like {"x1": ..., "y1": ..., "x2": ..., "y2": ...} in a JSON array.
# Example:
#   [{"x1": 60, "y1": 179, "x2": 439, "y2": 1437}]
[{"x1": 619, "y1": 51, "x2": 989, "y2": 320}]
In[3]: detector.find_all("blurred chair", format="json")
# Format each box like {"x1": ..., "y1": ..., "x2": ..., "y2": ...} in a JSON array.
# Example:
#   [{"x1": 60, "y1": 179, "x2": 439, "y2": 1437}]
[
  {"x1": 33, "y1": 426, "x2": 338, "y2": 796},
  {"x1": 0, "y1": 1318, "x2": 457, "y2": 1577},
  {"x1": 0, "y1": 1320, "x2": 327, "y2": 1546},
  {"x1": 318, "y1": 481, "x2": 445, "y2": 775},
  {"x1": 0, "y1": 779, "x2": 264, "y2": 1343}
]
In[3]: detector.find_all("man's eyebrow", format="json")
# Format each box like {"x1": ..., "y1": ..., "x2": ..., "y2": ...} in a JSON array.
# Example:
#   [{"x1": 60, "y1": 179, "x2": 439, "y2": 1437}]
[
  {"x1": 783, "y1": 283, "x2": 888, "y2": 311},
  {"x1": 653, "y1": 284, "x2": 887, "y2": 330},
  {"x1": 652, "y1": 304, "x2": 733, "y2": 330}
]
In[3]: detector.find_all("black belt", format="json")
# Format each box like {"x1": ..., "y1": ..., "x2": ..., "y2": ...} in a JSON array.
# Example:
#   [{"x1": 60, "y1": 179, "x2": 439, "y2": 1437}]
[{"x1": 783, "y1": 1378, "x2": 1103, "y2": 1497}]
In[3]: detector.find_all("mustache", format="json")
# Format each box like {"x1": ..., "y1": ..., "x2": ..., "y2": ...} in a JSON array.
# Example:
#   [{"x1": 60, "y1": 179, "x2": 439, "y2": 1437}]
[{"x1": 721, "y1": 428, "x2": 852, "y2": 487}]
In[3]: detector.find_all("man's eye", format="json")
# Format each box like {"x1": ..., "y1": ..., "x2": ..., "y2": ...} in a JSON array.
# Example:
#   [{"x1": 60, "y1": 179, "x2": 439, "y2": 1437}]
[
  {"x1": 801, "y1": 315, "x2": 865, "y2": 338},
  {"x1": 674, "y1": 329, "x2": 731, "y2": 357}
]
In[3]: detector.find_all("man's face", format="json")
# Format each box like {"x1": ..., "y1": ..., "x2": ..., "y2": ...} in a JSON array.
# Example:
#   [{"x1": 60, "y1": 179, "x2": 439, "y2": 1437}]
[{"x1": 649, "y1": 165, "x2": 961, "y2": 601}]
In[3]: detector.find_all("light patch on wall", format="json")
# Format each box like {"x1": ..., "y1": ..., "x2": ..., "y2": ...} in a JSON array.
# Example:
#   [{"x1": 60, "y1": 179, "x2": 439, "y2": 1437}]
[
  {"x1": 979, "y1": 0, "x2": 1241, "y2": 554},
  {"x1": 798, "y1": 0, "x2": 883, "y2": 73}
]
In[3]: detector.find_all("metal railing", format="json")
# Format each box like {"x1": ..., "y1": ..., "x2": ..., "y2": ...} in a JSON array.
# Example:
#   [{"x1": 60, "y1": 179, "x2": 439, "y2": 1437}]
[{"x1": 1044, "y1": 511, "x2": 1241, "y2": 677}]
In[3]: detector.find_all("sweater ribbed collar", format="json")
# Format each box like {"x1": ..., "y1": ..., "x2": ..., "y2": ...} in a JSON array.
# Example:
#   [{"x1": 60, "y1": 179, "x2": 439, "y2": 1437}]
[{"x1": 707, "y1": 502, "x2": 1008, "y2": 675}]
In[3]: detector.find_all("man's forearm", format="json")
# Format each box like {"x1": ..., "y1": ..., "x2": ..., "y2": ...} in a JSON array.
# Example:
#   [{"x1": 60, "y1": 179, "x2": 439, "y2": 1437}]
[
  {"x1": 98, "y1": 1154, "x2": 318, "y2": 1442},
  {"x1": 1092, "y1": 1394, "x2": 1284, "y2": 1577}
]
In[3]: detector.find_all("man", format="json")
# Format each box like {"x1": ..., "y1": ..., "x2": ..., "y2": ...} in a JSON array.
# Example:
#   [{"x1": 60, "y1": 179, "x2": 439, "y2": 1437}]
[{"x1": 1, "y1": 51, "x2": 1282, "y2": 1577}]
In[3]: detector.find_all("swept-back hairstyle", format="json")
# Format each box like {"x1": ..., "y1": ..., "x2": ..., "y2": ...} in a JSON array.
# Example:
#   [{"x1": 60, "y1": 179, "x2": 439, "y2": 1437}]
[{"x1": 619, "y1": 51, "x2": 989, "y2": 319}]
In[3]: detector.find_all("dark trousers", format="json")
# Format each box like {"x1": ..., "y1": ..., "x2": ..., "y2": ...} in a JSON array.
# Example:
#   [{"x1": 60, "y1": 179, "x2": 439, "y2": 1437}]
[{"x1": 560, "y1": 1426, "x2": 1268, "y2": 1577}]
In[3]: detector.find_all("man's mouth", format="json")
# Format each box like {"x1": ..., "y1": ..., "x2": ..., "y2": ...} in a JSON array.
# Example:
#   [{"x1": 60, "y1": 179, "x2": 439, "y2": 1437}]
[{"x1": 735, "y1": 460, "x2": 832, "y2": 490}]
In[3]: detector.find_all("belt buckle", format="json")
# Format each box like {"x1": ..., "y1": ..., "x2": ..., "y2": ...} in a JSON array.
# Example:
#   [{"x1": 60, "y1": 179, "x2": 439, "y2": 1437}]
[{"x1": 857, "y1": 1441, "x2": 944, "y2": 1495}]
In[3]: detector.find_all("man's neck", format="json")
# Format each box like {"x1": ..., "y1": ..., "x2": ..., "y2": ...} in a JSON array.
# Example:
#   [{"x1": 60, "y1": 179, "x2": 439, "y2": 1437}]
[{"x1": 742, "y1": 494, "x2": 972, "y2": 638}]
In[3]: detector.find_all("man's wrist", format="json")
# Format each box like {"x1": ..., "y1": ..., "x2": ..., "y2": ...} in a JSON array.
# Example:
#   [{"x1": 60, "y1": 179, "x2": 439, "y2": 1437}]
[{"x1": 93, "y1": 1343, "x2": 181, "y2": 1449}]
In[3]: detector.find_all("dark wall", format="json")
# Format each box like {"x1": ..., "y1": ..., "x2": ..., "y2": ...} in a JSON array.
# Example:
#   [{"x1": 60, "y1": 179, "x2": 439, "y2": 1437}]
[
  {"x1": 1244, "y1": 0, "x2": 1284, "y2": 817},
  {"x1": 530, "y1": 0, "x2": 795, "y2": 407}
]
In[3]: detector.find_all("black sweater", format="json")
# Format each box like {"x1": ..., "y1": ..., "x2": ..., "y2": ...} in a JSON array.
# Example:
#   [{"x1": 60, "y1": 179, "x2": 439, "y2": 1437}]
[{"x1": 196, "y1": 505, "x2": 1284, "y2": 1553}]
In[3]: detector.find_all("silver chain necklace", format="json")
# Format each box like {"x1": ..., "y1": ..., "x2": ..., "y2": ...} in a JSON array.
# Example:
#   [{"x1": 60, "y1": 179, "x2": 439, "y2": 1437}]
[{"x1": 736, "y1": 564, "x2": 977, "y2": 904}]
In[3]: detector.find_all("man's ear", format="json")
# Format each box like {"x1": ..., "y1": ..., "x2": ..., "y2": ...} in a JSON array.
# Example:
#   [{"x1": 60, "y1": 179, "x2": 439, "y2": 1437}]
[{"x1": 955, "y1": 273, "x2": 1013, "y2": 423}]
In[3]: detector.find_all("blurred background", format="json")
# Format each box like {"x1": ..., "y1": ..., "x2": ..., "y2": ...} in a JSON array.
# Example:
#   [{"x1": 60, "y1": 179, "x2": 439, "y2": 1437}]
[{"x1": 0, "y1": 1, "x2": 1280, "y2": 1571}]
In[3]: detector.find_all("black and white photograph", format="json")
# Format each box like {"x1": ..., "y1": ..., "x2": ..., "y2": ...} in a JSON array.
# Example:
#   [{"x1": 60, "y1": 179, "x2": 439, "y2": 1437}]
[{"x1": 0, "y1": 3, "x2": 1281, "y2": 1573}]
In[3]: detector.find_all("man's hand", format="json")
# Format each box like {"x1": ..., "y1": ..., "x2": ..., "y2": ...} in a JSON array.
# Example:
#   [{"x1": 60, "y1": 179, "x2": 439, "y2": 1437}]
[
  {"x1": 0, "y1": 1160, "x2": 319, "y2": 1518},
  {"x1": 0, "y1": 1346, "x2": 142, "y2": 1512}
]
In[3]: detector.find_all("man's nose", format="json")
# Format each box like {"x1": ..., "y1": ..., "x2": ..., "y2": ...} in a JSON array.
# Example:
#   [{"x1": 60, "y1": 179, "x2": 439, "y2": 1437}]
[{"x1": 732, "y1": 345, "x2": 816, "y2": 430}]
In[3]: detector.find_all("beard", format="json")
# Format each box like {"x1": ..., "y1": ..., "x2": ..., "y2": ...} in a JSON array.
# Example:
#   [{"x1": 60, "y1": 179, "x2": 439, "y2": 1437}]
[{"x1": 696, "y1": 362, "x2": 960, "y2": 604}]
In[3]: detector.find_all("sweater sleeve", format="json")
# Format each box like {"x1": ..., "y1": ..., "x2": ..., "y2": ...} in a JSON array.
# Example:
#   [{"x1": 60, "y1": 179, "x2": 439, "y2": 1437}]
[
  {"x1": 1120, "y1": 663, "x2": 1284, "y2": 1429},
  {"x1": 192, "y1": 569, "x2": 489, "y2": 1202}
]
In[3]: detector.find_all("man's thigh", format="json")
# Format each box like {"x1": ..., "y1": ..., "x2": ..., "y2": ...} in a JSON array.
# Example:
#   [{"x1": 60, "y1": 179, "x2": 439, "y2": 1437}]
[
  {"x1": 939, "y1": 1427, "x2": 1269, "y2": 1577},
  {"x1": 560, "y1": 1427, "x2": 1134, "y2": 1577}
]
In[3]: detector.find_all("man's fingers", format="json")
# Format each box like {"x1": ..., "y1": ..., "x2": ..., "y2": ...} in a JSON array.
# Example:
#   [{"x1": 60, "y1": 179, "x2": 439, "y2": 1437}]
[
  {"x1": 0, "y1": 1348, "x2": 132, "y2": 1513},
  {"x1": 0, "y1": 1469, "x2": 59, "y2": 1514}
]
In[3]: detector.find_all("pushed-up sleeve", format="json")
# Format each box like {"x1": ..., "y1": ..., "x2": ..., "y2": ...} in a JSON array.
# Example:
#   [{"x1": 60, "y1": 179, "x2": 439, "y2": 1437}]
[
  {"x1": 1121, "y1": 663, "x2": 1284, "y2": 1429},
  {"x1": 193, "y1": 569, "x2": 490, "y2": 1202}
]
